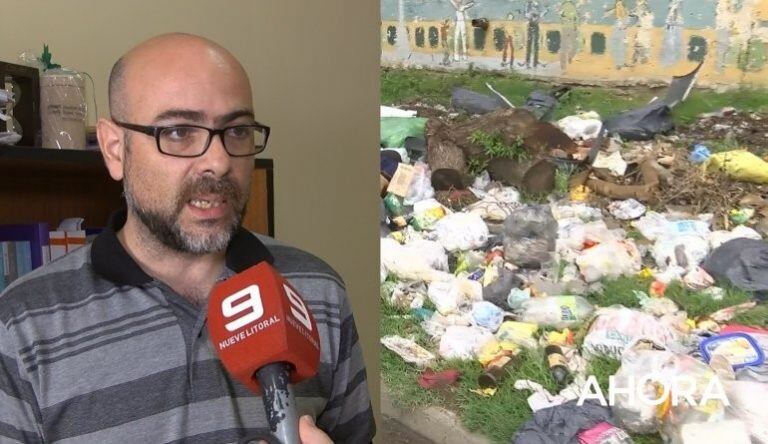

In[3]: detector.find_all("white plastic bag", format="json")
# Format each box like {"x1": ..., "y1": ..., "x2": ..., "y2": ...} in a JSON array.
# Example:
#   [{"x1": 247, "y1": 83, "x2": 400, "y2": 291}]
[
  {"x1": 582, "y1": 307, "x2": 681, "y2": 360},
  {"x1": 652, "y1": 235, "x2": 709, "y2": 272},
  {"x1": 722, "y1": 380, "x2": 768, "y2": 443},
  {"x1": 380, "y1": 336, "x2": 436, "y2": 368},
  {"x1": 434, "y1": 212, "x2": 490, "y2": 252},
  {"x1": 708, "y1": 225, "x2": 762, "y2": 250},
  {"x1": 404, "y1": 162, "x2": 435, "y2": 206},
  {"x1": 438, "y1": 325, "x2": 494, "y2": 360},
  {"x1": 576, "y1": 240, "x2": 642, "y2": 282},
  {"x1": 380, "y1": 238, "x2": 447, "y2": 281},
  {"x1": 557, "y1": 114, "x2": 603, "y2": 140},
  {"x1": 427, "y1": 279, "x2": 463, "y2": 315}
]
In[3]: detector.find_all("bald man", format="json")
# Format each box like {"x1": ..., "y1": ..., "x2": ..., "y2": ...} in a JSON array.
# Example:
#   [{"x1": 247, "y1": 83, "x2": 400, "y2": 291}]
[{"x1": 0, "y1": 34, "x2": 374, "y2": 443}]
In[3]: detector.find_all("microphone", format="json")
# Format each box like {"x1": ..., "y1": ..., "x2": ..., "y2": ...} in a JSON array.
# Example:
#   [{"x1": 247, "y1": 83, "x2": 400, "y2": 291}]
[{"x1": 208, "y1": 262, "x2": 321, "y2": 444}]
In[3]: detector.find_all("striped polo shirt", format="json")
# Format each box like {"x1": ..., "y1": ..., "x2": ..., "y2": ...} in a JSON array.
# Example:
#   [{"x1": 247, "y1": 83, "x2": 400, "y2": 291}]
[{"x1": 0, "y1": 210, "x2": 375, "y2": 443}]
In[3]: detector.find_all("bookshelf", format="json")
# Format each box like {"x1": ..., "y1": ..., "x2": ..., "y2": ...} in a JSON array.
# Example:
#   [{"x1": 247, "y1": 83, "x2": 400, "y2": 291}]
[{"x1": 0, "y1": 146, "x2": 273, "y2": 236}]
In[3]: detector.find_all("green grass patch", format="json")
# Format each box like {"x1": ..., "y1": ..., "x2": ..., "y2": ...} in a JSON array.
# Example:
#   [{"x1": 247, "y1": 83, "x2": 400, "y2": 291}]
[
  {"x1": 674, "y1": 88, "x2": 768, "y2": 124},
  {"x1": 730, "y1": 302, "x2": 768, "y2": 327},
  {"x1": 664, "y1": 282, "x2": 752, "y2": 318},
  {"x1": 381, "y1": 68, "x2": 768, "y2": 125},
  {"x1": 456, "y1": 348, "x2": 560, "y2": 443},
  {"x1": 703, "y1": 133, "x2": 742, "y2": 153},
  {"x1": 587, "y1": 275, "x2": 652, "y2": 309}
]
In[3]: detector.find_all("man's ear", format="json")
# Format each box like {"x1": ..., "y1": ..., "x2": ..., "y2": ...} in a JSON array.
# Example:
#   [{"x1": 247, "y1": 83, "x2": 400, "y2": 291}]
[{"x1": 97, "y1": 117, "x2": 125, "y2": 181}]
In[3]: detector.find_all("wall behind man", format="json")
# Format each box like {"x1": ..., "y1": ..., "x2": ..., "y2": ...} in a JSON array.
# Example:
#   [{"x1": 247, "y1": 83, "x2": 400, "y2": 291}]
[{"x1": 0, "y1": 0, "x2": 381, "y2": 426}]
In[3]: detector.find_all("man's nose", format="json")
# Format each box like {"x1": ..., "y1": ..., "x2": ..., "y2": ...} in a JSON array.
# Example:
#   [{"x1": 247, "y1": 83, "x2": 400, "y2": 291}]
[{"x1": 197, "y1": 133, "x2": 232, "y2": 176}]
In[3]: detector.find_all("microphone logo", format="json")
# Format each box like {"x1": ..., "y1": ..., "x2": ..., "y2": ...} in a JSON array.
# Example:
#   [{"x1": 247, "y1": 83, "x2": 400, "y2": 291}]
[
  {"x1": 222, "y1": 285, "x2": 265, "y2": 332},
  {"x1": 284, "y1": 284, "x2": 312, "y2": 332}
]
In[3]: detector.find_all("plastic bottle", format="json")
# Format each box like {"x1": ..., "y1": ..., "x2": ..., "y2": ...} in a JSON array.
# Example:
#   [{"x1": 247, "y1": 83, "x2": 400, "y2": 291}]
[
  {"x1": 519, "y1": 295, "x2": 594, "y2": 328},
  {"x1": 545, "y1": 344, "x2": 570, "y2": 388}
]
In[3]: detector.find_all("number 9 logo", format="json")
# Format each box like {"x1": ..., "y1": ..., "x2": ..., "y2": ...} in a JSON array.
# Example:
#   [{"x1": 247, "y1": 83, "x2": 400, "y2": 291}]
[
  {"x1": 284, "y1": 284, "x2": 313, "y2": 332},
  {"x1": 222, "y1": 285, "x2": 264, "y2": 332}
]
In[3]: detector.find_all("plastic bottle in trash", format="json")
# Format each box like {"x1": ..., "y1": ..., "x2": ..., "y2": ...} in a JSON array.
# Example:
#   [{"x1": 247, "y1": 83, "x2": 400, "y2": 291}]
[
  {"x1": 519, "y1": 295, "x2": 594, "y2": 328},
  {"x1": 383, "y1": 193, "x2": 406, "y2": 217},
  {"x1": 544, "y1": 344, "x2": 570, "y2": 388}
]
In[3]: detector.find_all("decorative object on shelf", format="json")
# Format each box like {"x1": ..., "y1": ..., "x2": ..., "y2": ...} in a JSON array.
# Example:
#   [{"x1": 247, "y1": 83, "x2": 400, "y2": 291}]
[{"x1": 0, "y1": 61, "x2": 39, "y2": 147}]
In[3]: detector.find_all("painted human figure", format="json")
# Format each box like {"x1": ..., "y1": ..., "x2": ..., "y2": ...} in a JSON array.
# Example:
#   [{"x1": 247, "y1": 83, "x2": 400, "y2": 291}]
[
  {"x1": 661, "y1": 0, "x2": 684, "y2": 67},
  {"x1": 522, "y1": 0, "x2": 548, "y2": 68},
  {"x1": 502, "y1": 12, "x2": 515, "y2": 67},
  {"x1": 606, "y1": 0, "x2": 629, "y2": 69},
  {"x1": 440, "y1": 18, "x2": 452, "y2": 65},
  {"x1": 559, "y1": 0, "x2": 579, "y2": 70},
  {"x1": 631, "y1": 0, "x2": 653, "y2": 66},
  {"x1": 450, "y1": 0, "x2": 475, "y2": 61}
]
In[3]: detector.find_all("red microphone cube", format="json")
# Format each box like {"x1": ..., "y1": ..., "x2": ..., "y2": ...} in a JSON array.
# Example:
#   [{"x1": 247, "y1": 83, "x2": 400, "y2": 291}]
[{"x1": 207, "y1": 262, "x2": 321, "y2": 393}]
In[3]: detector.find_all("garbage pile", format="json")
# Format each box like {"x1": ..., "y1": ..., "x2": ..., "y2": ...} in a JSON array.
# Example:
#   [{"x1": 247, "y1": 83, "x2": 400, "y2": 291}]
[{"x1": 379, "y1": 79, "x2": 768, "y2": 444}]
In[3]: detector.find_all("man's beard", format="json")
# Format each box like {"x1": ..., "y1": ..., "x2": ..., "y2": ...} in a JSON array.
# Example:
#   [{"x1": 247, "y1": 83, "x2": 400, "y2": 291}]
[{"x1": 124, "y1": 169, "x2": 246, "y2": 255}]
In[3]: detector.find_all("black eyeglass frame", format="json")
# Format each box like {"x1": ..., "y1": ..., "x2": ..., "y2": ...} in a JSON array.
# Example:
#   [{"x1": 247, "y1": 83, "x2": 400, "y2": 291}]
[{"x1": 112, "y1": 119, "x2": 270, "y2": 158}]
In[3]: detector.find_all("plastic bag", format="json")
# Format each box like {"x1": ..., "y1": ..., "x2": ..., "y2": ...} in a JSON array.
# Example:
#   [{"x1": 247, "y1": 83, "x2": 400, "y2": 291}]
[
  {"x1": 707, "y1": 225, "x2": 762, "y2": 250},
  {"x1": 482, "y1": 267, "x2": 523, "y2": 308},
  {"x1": 380, "y1": 105, "x2": 417, "y2": 118},
  {"x1": 611, "y1": 347, "x2": 727, "y2": 435},
  {"x1": 678, "y1": 420, "x2": 751, "y2": 444},
  {"x1": 518, "y1": 296, "x2": 594, "y2": 329},
  {"x1": 470, "y1": 301, "x2": 504, "y2": 332},
  {"x1": 503, "y1": 205, "x2": 558, "y2": 268},
  {"x1": 434, "y1": 212, "x2": 490, "y2": 252},
  {"x1": 381, "y1": 336, "x2": 436, "y2": 368},
  {"x1": 558, "y1": 220, "x2": 624, "y2": 252},
  {"x1": 380, "y1": 238, "x2": 448, "y2": 282},
  {"x1": 438, "y1": 325, "x2": 495, "y2": 360},
  {"x1": 427, "y1": 279, "x2": 463, "y2": 315},
  {"x1": 582, "y1": 307, "x2": 681, "y2": 360},
  {"x1": 466, "y1": 187, "x2": 521, "y2": 222},
  {"x1": 497, "y1": 321, "x2": 539, "y2": 349},
  {"x1": 557, "y1": 114, "x2": 603, "y2": 141},
  {"x1": 652, "y1": 235, "x2": 709, "y2": 273},
  {"x1": 380, "y1": 116, "x2": 428, "y2": 148},
  {"x1": 706, "y1": 150, "x2": 768, "y2": 184},
  {"x1": 608, "y1": 199, "x2": 647, "y2": 220},
  {"x1": 404, "y1": 162, "x2": 435, "y2": 206},
  {"x1": 722, "y1": 380, "x2": 768, "y2": 443},
  {"x1": 411, "y1": 198, "x2": 446, "y2": 230},
  {"x1": 578, "y1": 422, "x2": 634, "y2": 444},
  {"x1": 576, "y1": 240, "x2": 642, "y2": 283}
]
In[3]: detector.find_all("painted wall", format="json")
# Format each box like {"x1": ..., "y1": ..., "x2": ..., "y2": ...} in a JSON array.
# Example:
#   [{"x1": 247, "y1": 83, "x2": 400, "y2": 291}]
[
  {"x1": 381, "y1": 0, "x2": 768, "y2": 86},
  {"x1": 1, "y1": 0, "x2": 381, "y2": 422}
]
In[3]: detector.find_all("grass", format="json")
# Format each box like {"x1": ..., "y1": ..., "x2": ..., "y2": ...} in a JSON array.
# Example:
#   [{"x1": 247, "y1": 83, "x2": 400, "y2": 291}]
[
  {"x1": 587, "y1": 275, "x2": 652, "y2": 309},
  {"x1": 730, "y1": 301, "x2": 768, "y2": 327},
  {"x1": 381, "y1": 68, "x2": 768, "y2": 124},
  {"x1": 702, "y1": 133, "x2": 742, "y2": 153},
  {"x1": 664, "y1": 282, "x2": 752, "y2": 318}
]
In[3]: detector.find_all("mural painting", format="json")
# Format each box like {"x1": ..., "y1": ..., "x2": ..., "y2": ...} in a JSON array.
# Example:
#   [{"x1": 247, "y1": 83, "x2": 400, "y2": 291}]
[{"x1": 381, "y1": 0, "x2": 768, "y2": 86}]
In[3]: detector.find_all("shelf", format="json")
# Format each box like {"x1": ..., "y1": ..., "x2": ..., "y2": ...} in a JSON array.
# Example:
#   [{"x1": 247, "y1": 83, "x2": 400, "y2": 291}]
[{"x1": 0, "y1": 145, "x2": 274, "y2": 235}]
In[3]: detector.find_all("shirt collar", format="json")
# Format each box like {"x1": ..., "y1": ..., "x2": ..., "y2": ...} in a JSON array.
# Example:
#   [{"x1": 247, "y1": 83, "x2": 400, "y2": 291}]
[{"x1": 91, "y1": 208, "x2": 274, "y2": 286}]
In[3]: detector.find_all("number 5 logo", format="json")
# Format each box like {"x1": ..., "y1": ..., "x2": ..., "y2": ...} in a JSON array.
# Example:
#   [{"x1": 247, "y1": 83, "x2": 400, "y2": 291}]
[{"x1": 222, "y1": 285, "x2": 264, "y2": 332}]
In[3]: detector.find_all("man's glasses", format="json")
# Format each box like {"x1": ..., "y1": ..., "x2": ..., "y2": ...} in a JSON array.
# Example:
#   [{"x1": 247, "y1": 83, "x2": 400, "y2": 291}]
[{"x1": 112, "y1": 119, "x2": 270, "y2": 158}]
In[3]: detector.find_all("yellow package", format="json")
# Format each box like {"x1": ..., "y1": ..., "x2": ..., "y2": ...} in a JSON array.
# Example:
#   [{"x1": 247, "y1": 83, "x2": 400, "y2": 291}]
[
  {"x1": 477, "y1": 339, "x2": 519, "y2": 366},
  {"x1": 570, "y1": 185, "x2": 591, "y2": 202},
  {"x1": 706, "y1": 150, "x2": 768, "y2": 184}
]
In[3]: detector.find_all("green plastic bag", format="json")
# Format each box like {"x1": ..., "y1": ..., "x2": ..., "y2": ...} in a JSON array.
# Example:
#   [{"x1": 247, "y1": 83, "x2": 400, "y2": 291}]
[{"x1": 380, "y1": 117, "x2": 427, "y2": 148}]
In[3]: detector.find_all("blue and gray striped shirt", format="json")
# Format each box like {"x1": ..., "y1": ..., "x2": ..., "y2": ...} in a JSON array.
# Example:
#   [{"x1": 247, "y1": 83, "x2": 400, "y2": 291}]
[{"x1": 0, "y1": 211, "x2": 375, "y2": 443}]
